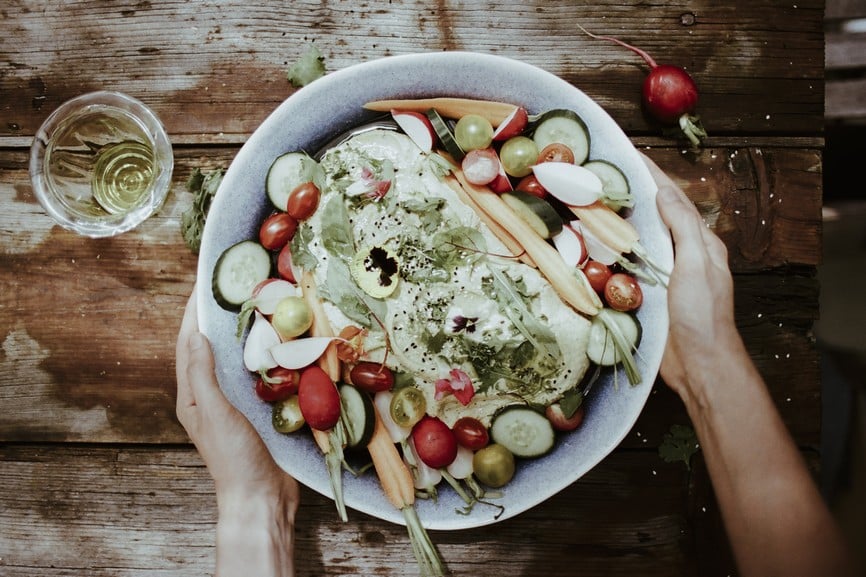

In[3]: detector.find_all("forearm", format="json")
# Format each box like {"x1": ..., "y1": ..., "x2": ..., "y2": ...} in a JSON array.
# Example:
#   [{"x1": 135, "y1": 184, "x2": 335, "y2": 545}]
[
  {"x1": 215, "y1": 491, "x2": 296, "y2": 577},
  {"x1": 679, "y1": 341, "x2": 854, "y2": 577}
]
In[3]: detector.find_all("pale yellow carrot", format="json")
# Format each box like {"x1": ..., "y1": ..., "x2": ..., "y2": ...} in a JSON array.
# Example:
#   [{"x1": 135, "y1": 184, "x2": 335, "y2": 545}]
[
  {"x1": 364, "y1": 97, "x2": 517, "y2": 127},
  {"x1": 570, "y1": 200, "x2": 640, "y2": 254},
  {"x1": 443, "y1": 175, "x2": 537, "y2": 268},
  {"x1": 451, "y1": 167, "x2": 602, "y2": 317}
]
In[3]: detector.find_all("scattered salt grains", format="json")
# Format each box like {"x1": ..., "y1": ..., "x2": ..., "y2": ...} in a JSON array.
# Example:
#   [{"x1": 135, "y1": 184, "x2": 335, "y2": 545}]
[
  {"x1": 700, "y1": 177, "x2": 706, "y2": 182},
  {"x1": 787, "y1": 397, "x2": 792, "y2": 402},
  {"x1": 766, "y1": 114, "x2": 771, "y2": 120},
  {"x1": 701, "y1": 506, "x2": 707, "y2": 513},
  {"x1": 652, "y1": 470, "x2": 657, "y2": 476},
  {"x1": 757, "y1": 313, "x2": 763, "y2": 318}
]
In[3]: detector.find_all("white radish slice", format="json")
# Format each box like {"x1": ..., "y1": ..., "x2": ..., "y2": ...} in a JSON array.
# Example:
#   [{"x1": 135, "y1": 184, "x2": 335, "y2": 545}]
[
  {"x1": 406, "y1": 438, "x2": 443, "y2": 490},
  {"x1": 575, "y1": 220, "x2": 620, "y2": 265},
  {"x1": 552, "y1": 224, "x2": 589, "y2": 268},
  {"x1": 532, "y1": 161, "x2": 603, "y2": 206},
  {"x1": 492, "y1": 106, "x2": 528, "y2": 141},
  {"x1": 243, "y1": 312, "x2": 280, "y2": 372},
  {"x1": 373, "y1": 391, "x2": 411, "y2": 443},
  {"x1": 251, "y1": 279, "x2": 298, "y2": 315},
  {"x1": 269, "y1": 336, "x2": 341, "y2": 370},
  {"x1": 446, "y1": 445, "x2": 474, "y2": 480},
  {"x1": 391, "y1": 109, "x2": 435, "y2": 153}
]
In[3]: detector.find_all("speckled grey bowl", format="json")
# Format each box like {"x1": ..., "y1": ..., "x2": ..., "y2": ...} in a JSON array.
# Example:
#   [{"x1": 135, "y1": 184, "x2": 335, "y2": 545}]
[{"x1": 198, "y1": 52, "x2": 672, "y2": 530}]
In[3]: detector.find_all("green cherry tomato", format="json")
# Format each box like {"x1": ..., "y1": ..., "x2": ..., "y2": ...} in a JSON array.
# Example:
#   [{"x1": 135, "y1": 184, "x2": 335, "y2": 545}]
[
  {"x1": 454, "y1": 114, "x2": 494, "y2": 151},
  {"x1": 271, "y1": 296, "x2": 313, "y2": 340},
  {"x1": 472, "y1": 443, "x2": 516, "y2": 488},
  {"x1": 500, "y1": 136, "x2": 539, "y2": 177},
  {"x1": 389, "y1": 386, "x2": 427, "y2": 428},
  {"x1": 272, "y1": 395, "x2": 305, "y2": 433}
]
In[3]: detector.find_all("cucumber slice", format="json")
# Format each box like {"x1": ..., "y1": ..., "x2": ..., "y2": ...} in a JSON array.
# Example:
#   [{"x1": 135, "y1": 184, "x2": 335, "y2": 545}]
[
  {"x1": 339, "y1": 384, "x2": 375, "y2": 448},
  {"x1": 426, "y1": 108, "x2": 465, "y2": 161},
  {"x1": 266, "y1": 151, "x2": 322, "y2": 211},
  {"x1": 502, "y1": 190, "x2": 563, "y2": 239},
  {"x1": 490, "y1": 406, "x2": 556, "y2": 458},
  {"x1": 583, "y1": 160, "x2": 634, "y2": 210},
  {"x1": 212, "y1": 240, "x2": 272, "y2": 311},
  {"x1": 531, "y1": 109, "x2": 590, "y2": 165},
  {"x1": 586, "y1": 309, "x2": 642, "y2": 366}
]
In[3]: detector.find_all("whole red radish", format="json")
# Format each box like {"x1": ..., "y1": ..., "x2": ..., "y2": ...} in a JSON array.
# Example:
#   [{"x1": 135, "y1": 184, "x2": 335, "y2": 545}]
[
  {"x1": 297, "y1": 365, "x2": 341, "y2": 430},
  {"x1": 579, "y1": 25, "x2": 707, "y2": 146}
]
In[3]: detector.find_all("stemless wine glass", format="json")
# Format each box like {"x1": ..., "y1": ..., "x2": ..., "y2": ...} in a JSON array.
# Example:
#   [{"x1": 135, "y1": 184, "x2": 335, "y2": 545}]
[{"x1": 29, "y1": 91, "x2": 173, "y2": 238}]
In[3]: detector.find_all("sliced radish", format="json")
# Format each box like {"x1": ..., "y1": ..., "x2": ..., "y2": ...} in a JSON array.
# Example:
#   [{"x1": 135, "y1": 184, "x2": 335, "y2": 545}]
[
  {"x1": 391, "y1": 109, "x2": 435, "y2": 153},
  {"x1": 251, "y1": 279, "x2": 299, "y2": 315},
  {"x1": 492, "y1": 106, "x2": 529, "y2": 141},
  {"x1": 269, "y1": 336, "x2": 342, "y2": 370},
  {"x1": 552, "y1": 224, "x2": 589, "y2": 268},
  {"x1": 406, "y1": 437, "x2": 443, "y2": 490},
  {"x1": 374, "y1": 391, "x2": 411, "y2": 443},
  {"x1": 461, "y1": 148, "x2": 500, "y2": 186},
  {"x1": 446, "y1": 445, "x2": 474, "y2": 480},
  {"x1": 488, "y1": 160, "x2": 513, "y2": 194},
  {"x1": 574, "y1": 220, "x2": 620, "y2": 265},
  {"x1": 243, "y1": 312, "x2": 280, "y2": 372},
  {"x1": 532, "y1": 161, "x2": 603, "y2": 206}
]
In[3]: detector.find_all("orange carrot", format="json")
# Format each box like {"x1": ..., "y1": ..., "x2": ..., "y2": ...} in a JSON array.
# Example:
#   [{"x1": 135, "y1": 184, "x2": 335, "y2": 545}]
[{"x1": 364, "y1": 97, "x2": 517, "y2": 127}]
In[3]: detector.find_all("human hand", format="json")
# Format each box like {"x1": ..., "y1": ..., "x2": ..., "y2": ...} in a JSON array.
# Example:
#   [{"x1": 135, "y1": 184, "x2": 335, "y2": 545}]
[
  {"x1": 175, "y1": 288, "x2": 299, "y2": 513},
  {"x1": 642, "y1": 155, "x2": 747, "y2": 402}
]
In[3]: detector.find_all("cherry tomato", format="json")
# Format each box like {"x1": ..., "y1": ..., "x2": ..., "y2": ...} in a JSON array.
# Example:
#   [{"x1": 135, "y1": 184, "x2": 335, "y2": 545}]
[
  {"x1": 254, "y1": 367, "x2": 300, "y2": 402},
  {"x1": 258, "y1": 212, "x2": 298, "y2": 251},
  {"x1": 499, "y1": 136, "x2": 538, "y2": 177},
  {"x1": 515, "y1": 174, "x2": 547, "y2": 198},
  {"x1": 286, "y1": 181, "x2": 320, "y2": 220},
  {"x1": 452, "y1": 416, "x2": 490, "y2": 450},
  {"x1": 537, "y1": 142, "x2": 575, "y2": 164},
  {"x1": 545, "y1": 403, "x2": 586, "y2": 432},
  {"x1": 604, "y1": 272, "x2": 644, "y2": 312},
  {"x1": 411, "y1": 415, "x2": 458, "y2": 469},
  {"x1": 272, "y1": 396, "x2": 305, "y2": 433},
  {"x1": 271, "y1": 296, "x2": 313, "y2": 340},
  {"x1": 276, "y1": 243, "x2": 296, "y2": 283},
  {"x1": 583, "y1": 260, "x2": 613, "y2": 295},
  {"x1": 297, "y1": 365, "x2": 341, "y2": 430},
  {"x1": 472, "y1": 444, "x2": 515, "y2": 488},
  {"x1": 349, "y1": 361, "x2": 394, "y2": 393},
  {"x1": 390, "y1": 386, "x2": 427, "y2": 428},
  {"x1": 461, "y1": 148, "x2": 500, "y2": 185},
  {"x1": 454, "y1": 114, "x2": 494, "y2": 151}
]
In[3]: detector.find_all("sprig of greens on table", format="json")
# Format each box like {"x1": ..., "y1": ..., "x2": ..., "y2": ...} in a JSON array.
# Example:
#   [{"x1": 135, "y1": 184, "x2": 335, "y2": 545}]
[{"x1": 181, "y1": 167, "x2": 225, "y2": 253}]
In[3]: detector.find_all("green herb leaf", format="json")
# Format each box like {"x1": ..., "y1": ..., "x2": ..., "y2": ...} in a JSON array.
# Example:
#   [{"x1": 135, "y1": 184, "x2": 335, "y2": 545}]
[
  {"x1": 319, "y1": 196, "x2": 355, "y2": 259},
  {"x1": 286, "y1": 44, "x2": 326, "y2": 88},
  {"x1": 659, "y1": 424, "x2": 700, "y2": 470},
  {"x1": 181, "y1": 167, "x2": 225, "y2": 253}
]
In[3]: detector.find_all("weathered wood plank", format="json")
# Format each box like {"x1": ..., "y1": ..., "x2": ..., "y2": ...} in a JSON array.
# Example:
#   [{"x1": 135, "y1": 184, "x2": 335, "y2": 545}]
[
  {"x1": 0, "y1": 444, "x2": 713, "y2": 577},
  {"x1": 0, "y1": 0, "x2": 824, "y2": 141},
  {"x1": 0, "y1": 145, "x2": 821, "y2": 445}
]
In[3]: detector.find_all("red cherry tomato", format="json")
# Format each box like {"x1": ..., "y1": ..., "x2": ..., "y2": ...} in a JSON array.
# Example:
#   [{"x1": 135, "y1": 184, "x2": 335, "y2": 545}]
[
  {"x1": 286, "y1": 182, "x2": 320, "y2": 220},
  {"x1": 259, "y1": 212, "x2": 298, "y2": 251},
  {"x1": 349, "y1": 362, "x2": 394, "y2": 393},
  {"x1": 545, "y1": 403, "x2": 586, "y2": 432},
  {"x1": 583, "y1": 260, "x2": 613, "y2": 295},
  {"x1": 276, "y1": 243, "x2": 296, "y2": 283},
  {"x1": 411, "y1": 415, "x2": 458, "y2": 469},
  {"x1": 537, "y1": 143, "x2": 575, "y2": 164},
  {"x1": 254, "y1": 367, "x2": 300, "y2": 402},
  {"x1": 515, "y1": 174, "x2": 547, "y2": 198},
  {"x1": 604, "y1": 272, "x2": 644, "y2": 312},
  {"x1": 461, "y1": 148, "x2": 501, "y2": 186},
  {"x1": 297, "y1": 365, "x2": 341, "y2": 430},
  {"x1": 452, "y1": 416, "x2": 490, "y2": 450}
]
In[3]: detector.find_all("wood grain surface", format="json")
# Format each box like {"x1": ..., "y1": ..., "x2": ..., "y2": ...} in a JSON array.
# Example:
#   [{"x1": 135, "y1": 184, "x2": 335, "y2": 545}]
[{"x1": 0, "y1": 1, "x2": 826, "y2": 576}]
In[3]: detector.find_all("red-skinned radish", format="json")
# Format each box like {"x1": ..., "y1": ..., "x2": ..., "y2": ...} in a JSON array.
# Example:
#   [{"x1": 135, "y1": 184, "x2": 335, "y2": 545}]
[
  {"x1": 488, "y1": 160, "x2": 513, "y2": 194},
  {"x1": 373, "y1": 391, "x2": 411, "y2": 443},
  {"x1": 405, "y1": 437, "x2": 443, "y2": 492},
  {"x1": 492, "y1": 106, "x2": 529, "y2": 141},
  {"x1": 546, "y1": 403, "x2": 586, "y2": 432},
  {"x1": 297, "y1": 365, "x2": 342, "y2": 431},
  {"x1": 250, "y1": 279, "x2": 299, "y2": 315},
  {"x1": 446, "y1": 445, "x2": 475, "y2": 479},
  {"x1": 532, "y1": 161, "x2": 603, "y2": 206},
  {"x1": 244, "y1": 312, "x2": 280, "y2": 372},
  {"x1": 574, "y1": 220, "x2": 620, "y2": 266},
  {"x1": 578, "y1": 25, "x2": 706, "y2": 146},
  {"x1": 391, "y1": 109, "x2": 435, "y2": 153},
  {"x1": 276, "y1": 243, "x2": 298, "y2": 283},
  {"x1": 516, "y1": 174, "x2": 547, "y2": 198},
  {"x1": 552, "y1": 224, "x2": 589, "y2": 268}
]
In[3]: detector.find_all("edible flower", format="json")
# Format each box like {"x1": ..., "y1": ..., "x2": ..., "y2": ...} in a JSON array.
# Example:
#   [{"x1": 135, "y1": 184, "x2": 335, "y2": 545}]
[
  {"x1": 434, "y1": 368, "x2": 475, "y2": 405},
  {"x1": 359, "y1": 166, "x2": 392, "y2": 200}
]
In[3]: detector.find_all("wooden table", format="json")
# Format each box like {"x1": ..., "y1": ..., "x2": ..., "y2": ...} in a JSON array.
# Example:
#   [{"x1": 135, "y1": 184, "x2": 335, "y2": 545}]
[{"x1": 0, "y1": 2, "x2": 825, "y2": 576}]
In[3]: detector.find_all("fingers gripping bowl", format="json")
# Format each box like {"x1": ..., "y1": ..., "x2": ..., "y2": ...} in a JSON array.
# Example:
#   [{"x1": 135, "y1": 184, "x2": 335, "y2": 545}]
[{"x1": 197, "y1": 52, "x2": 672, "y2": 531}]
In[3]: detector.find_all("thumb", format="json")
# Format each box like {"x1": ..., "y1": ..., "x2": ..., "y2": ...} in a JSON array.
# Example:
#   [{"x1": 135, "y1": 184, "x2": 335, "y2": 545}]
[{"x1": 185, "y1": 332, "x2": 228, "y2": 408}]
